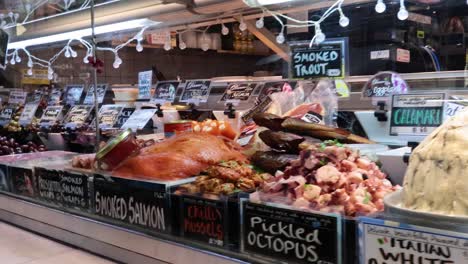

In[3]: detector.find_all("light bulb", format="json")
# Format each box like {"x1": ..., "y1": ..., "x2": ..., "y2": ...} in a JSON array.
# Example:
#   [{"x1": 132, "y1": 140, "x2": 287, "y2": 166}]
[
  {"x1": 48, "y1": 67, "x2": 53, "y2": 75},
  {"x1": 71, "y1": 49, "x2": 77, "y2": 58},
  {"x1": 27, "y1": 68, "x2": 33, "y2": 76},
  {"x1": 25, "y1": 4, "x2": 31, "y2": 12},
  {"x1": 48, "y1": 73, "x2": 54, "y2": 80},
  {"x1": 375, "y1": 0, "x2": 386, "y2": 13},
  {"x1": 113, "y1": 61, "x2": 120, "y2": 69},
  {"x1": 136, "y1": 42, "x2": 143, "y2": 52},
  {"x1": 64, "y1": 48, "x2": 71, "y2": 58},
  {"x1": 276, "y1": 32, "x2": 285, "y2": 44},
  {"x1": 27, "y1": 59, "x2": 33, "y2": 68},
  {"x1": 83, "y1": 56, "x2": 89, "y2": 64},
  {"x1": 179, "y1": 42, "x2": 187, "y2": 50},
  {"x1": 14, "y1": 13, "x2": 19, "y2": 20},
  {"x1": 339, "y1": 15, "x2": 350, "y2": 27},
  {"x1": 164, "y1": 42, "x2": 172, "y2": 51},
  {"x1": 256, "y1": 17, "x2": 264, "y2": 29},
  {"x1": 315, "y1": 29, "x2": 326, "y2": 44},
  {"x1": 239, "y1": 21, "x2": 247, "y2": 31},
  {"x1": 201, "y1": 41, "x2": 210, "y2": 51},
  {"x1": 398, "y1": 7, "x2": 409, "y2": 20},
  {"x1": 221, "y1": 25, "x2": 229, "y2": 35},
  {"x1": 8, "y1": 12, "x2": 13, "y2": 18},
  {"x1": 15, "y1": 55, "x2": 21, "y2": 63},
  {"x1": 10, "y1": 58, "x2": 15, "y2": 65},
  {"x1": 115, "y1": 56, "x2": 122, "y2": 65}
]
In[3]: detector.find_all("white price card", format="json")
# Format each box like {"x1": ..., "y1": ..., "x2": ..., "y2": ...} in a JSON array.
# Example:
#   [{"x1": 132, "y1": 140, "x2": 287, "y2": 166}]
[
  {"x1": 121, "y1": 109, "x2": 156, "y2": 131},
  {"x1": 8, "y1": 91, "x2": 27, "y2": 105},
  {"x1": 138, "y1": 70, "x2": 153, "y2": 100},
  {"x1": 84, "y1": 84, "x2": 108, "y2": 105},
  {"x1": 359, "y1": 217, "x2": 468, "y2": 264},
  {"x1": 19, "y1": 103, "x2": 39, "y2": 126},
  {"x1": 39, "y1": 105, "x2": 63, "y2": 127}
]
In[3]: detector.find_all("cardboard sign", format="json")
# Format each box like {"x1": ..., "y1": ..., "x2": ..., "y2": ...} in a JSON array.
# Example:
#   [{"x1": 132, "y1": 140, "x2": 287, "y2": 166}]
[
  {"x1": 242, "y1": 202, "x2": 341, "y2": 264},
  {"x1": 98, "y1": 104, "x2": 124, "y2": 129},
  {"x1": 47, "y1": 88, "x2": 62, "y2": 106},
  {"x1": 114, "y1": 107, "x2": 135, "y2": 128},
  {"x1": 181, "y1": 196, "x2": 227, "y2": 247},
  {"x1": 180, "y1": 80, "x2": 212, "y2": 103},
  {"x1": 63, "y1": 105, "x2": 93, "y2": 128},
  {"x1": 65, "y1": 84, "x2": 85, "y2": 105},
  {"x1": 362, "y1": 72, "x2": 409, "y2": 98},
  {"x1": 390, "y1": 93, "x2": 445, "y2": 136},
  {"x1": 21, "y1": 69, "x2": 49, "y2": 85},
  {"x1": 290, "y1": 38, "x2": 348, "y2": 79},
  {"x1": 138, "y1": 70, "x2": 153, "y2": 100},
  {"x1": 29, "y1": 89, "x2": 44, "y2": 103},
  {"x1": 93, "y1": 176, "x2": 169, "y2": 233},
  {"x1": 360, "y1": 217, "x2": 468, "y2": 264},
  {"x1": 39, "y1": 105, "x2": 63, "y2": 127},
  {"x1": 0, "y1": 104, "x2": 16, "y2": 126},
  {"x1": 8, "y1": 91, "x2": 27, "y2": 105},
  {"x1": 152, "y1": 81, "x2": 179, "y2": 103},
  {"x1": 84, "y1": 84, "x2": 108, "y2": 105},
  {"x1": 18, "y1": 103, "x2": 39, "y2": 126},
  {"x1": 256, "y1": 81, "x2": 295, "y2": 105},
  {"x1": 121, "y1": 109, "x2": 156, "y2": 131}
]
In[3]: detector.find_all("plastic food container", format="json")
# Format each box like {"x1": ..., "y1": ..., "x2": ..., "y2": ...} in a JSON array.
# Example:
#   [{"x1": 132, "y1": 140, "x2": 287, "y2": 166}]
[
  {"x1": 95, "y1": 129, "x2": 139, "y2": 171},
  {"x1": 112, "y1": 87, "x2": 138, "y2": 101}
]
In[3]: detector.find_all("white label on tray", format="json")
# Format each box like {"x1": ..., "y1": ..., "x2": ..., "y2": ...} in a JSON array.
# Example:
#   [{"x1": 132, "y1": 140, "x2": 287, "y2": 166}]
[{"x1": 360, "y1": 217, "x2": 468, "y2": 264}]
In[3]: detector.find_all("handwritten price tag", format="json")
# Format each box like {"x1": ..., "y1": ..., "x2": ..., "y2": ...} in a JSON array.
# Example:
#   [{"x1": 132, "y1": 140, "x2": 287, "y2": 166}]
[{"x1": 360, "y1": 217, "x2": 468, "y2": 264}]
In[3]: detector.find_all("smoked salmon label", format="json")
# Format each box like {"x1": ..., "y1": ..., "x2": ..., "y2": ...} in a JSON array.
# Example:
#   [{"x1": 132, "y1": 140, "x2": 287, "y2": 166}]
[
  {"x1": 360, "y1": 217, "x2": 468, "y2": 264},
  {"x1": 94, "y1": 177, "x2": 169, "y2": 233},
  {"x1": 242, "y1": 202, "x2": 341, "y2": 264},
  {"x1": 181, "y1": 196, "x2": 227, "y2": 247}
]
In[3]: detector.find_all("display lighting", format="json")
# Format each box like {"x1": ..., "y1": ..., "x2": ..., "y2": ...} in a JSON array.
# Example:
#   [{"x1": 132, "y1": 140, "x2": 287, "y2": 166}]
[
  {"x1": 375, "y1": 0, "x2": 386, "y2": 13},
  {"x1": 239, "y1": 16, "x2": 247, "y2": 31},
  {"x1": 178, "y1": 33, "x2": 187, "y2": 50},
  {"x1": 256, "y1": 11, "x2": 265, "y2": 28}
]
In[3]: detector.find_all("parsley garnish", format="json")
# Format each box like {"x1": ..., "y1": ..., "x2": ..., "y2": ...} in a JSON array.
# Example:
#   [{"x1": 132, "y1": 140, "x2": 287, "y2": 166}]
[{"x1": 363, "y1": 191, "x2": 371, "y2": 204}]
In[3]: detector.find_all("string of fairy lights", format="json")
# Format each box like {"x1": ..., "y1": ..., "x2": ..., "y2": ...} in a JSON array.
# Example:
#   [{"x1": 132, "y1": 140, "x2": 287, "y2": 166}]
[{"x1": 1, "y1": 0, "x2": 449, "y2": 80}]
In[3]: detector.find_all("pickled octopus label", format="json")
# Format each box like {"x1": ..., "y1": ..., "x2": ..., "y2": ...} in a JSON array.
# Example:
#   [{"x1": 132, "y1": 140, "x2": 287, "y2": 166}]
[
  {"x1": 361, "y1": 218, "x2": 468, "y2": 264},
  {"x1": 93, "y1": 179, "x2": 168, "y2": 232},
  {"x1": 181, "y1": 196, "x2": 227, "y2": 247},
  {"x1": 242, "y1": 202, "x2": 340, "y2": 264}
]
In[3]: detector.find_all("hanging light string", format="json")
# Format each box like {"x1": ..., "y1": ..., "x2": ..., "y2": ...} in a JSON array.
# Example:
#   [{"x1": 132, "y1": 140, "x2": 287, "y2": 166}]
[{"x1": 4, "y1": 0, "x2": 421, "y2": 76}]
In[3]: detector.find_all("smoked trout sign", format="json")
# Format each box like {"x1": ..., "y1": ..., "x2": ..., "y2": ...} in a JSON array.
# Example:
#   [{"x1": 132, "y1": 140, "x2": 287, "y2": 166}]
[
  {"x1": 360, "y1": 217, "x2": 468, "y2": 264},
  {"x1": 290, "y1": 38, "x2": 348, "y2": 79},
  {"x1": 390, "y1": 93, "x2": 445, "y2": 136}
]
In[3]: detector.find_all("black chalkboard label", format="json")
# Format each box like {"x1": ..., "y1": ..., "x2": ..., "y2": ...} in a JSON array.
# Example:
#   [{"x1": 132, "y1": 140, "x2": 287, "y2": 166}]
[
  {"x1": 153, "y1": 81, "x2": 179, "y2": 103},
  {"x1": 93, "y1": 176, "x2": 169, "y2": 233},
  {"x1": 0, "y1": 164, "x2": 9, "y2": 192},
  {"x1": 10, "y1": 166, "x2": 35, "y2": 197},
  {"x1": 114, "y1": 107, "x2": 135, "y2": 128},
  {"x1": 290, "y1": 38, "x2": 347, "y2": 79},
  {"x1": 390, "y1": 93, "x2": 445, "y2": 136},
  {"x1": 62, "y1": 171, "x2": 89, "y2": 210},
  {"x1": 220, "y1": 83, "x2": 259, "y2": 102},
  {"x1": 242, "y1": 202, "x2": 340, "y2": 264},
  {"x1": 181, "y1": 196, "x2": 227, "y2": 247},
  {"x1": 180, "y1": 80, "x2": 212, "y2": 103},
  {"x1": 36, "y1": 167, "x2": 62, "y2": 204}
]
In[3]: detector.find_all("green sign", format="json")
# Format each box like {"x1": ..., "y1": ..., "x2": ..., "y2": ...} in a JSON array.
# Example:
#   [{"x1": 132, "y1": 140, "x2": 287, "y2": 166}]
[{"x1": 390, "y1": 93, "x2": 445, "y2": 136}]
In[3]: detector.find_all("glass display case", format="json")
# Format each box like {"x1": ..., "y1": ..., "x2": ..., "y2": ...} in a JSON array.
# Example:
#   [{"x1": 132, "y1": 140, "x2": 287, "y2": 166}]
[{"x1": 0, "y1": 0, "x2": 467, "y2": 263}]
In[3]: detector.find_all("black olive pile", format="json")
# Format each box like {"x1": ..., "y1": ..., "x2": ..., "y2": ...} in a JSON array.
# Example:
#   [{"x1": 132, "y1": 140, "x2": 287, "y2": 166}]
[{"x1": 0, "y1": 137, "x2": 46, "y2": 155}]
